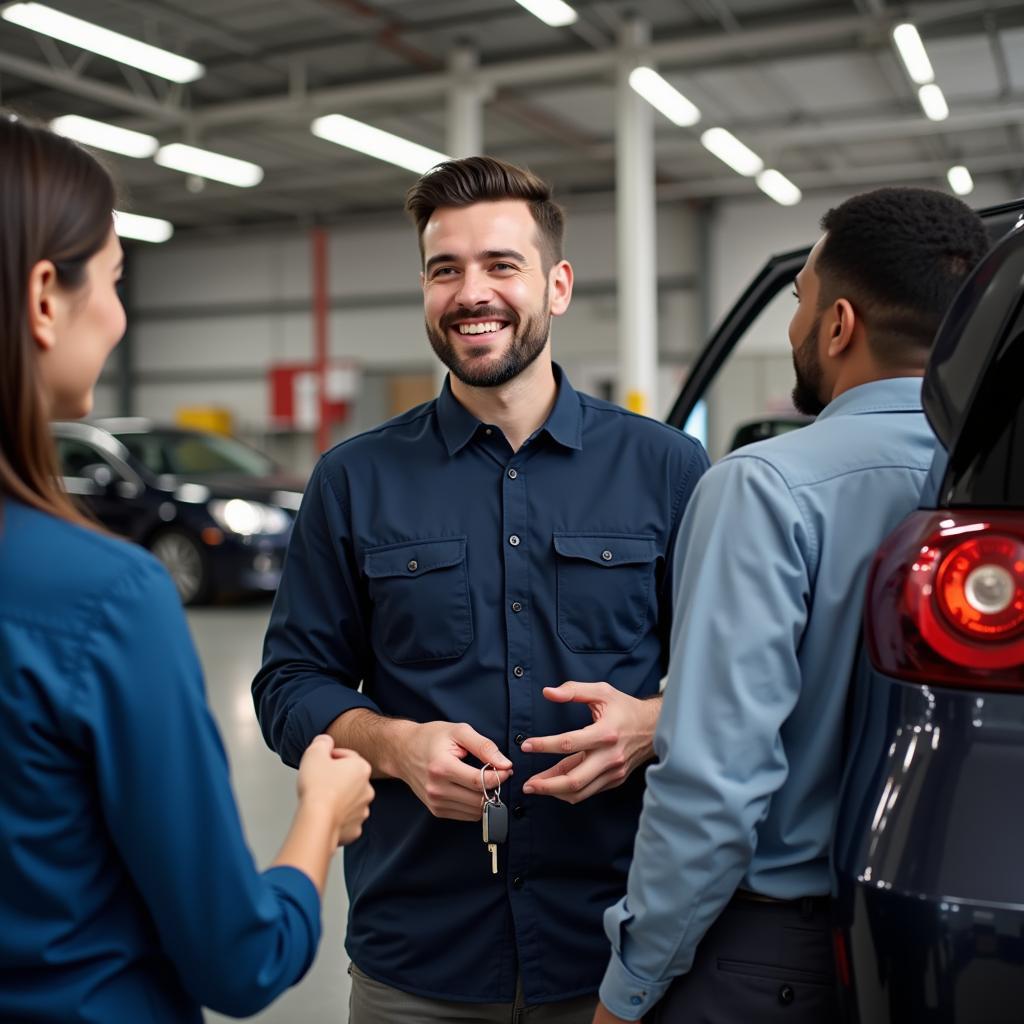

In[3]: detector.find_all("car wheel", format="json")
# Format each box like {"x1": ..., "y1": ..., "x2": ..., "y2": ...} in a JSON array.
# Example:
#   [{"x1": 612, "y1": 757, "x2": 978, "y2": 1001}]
[{"x1": 149, "y1": 529, "x2": 209, "y2": 605}]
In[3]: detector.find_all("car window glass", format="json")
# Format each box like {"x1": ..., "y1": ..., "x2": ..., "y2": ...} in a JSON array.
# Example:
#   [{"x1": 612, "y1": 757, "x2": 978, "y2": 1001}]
[
  {"x1": 114, "y1": 431, "x2": 275, "y2": 477},
  {"x1": 702, "y1": 286, "x2": 801, "y2": 461},
  {"x1": 55, "y1": 438, "x2": 112, "y2": 477}
]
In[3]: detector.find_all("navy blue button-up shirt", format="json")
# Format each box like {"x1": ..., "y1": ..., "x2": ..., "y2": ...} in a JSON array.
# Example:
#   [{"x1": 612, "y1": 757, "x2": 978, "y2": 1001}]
[{"x1": 254, "y1": 366, "x2": 708, "y2": 1004}]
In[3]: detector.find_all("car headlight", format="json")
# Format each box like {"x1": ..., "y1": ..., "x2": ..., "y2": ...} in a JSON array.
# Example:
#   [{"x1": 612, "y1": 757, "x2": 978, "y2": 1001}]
[{"x1": 208, "y1": 498, "x2": 290, "y2": 536}]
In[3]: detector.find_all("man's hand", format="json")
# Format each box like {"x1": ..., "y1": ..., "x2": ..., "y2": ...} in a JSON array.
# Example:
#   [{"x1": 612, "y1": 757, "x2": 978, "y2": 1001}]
[
  {"x1": 392, "y1": 720, "x2": 512, "y2": 822},
  {"x1": 520, "y1": 682, "x2": 661, "y2": 803},
  {"x1": 592, "y1": 1000, "x2": 637, "y2": 1024}
]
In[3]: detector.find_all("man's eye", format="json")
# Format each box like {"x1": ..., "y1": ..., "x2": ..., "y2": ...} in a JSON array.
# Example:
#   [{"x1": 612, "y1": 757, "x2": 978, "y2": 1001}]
[
  {"x1": 791, "y1": 287, "x2": 799, "y2": 299},
  {"x1": 432, "y1": 267, "x2": 457, "y2": 277},
  {"x1": 492, "y1": 263, "x2": 516, "y2": 272}
]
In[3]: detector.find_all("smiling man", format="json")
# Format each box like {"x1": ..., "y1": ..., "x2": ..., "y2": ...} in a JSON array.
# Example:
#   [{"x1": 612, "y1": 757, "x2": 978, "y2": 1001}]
[{"x1": 253, "y1": 156, "x2": 708, "y2": 1023}]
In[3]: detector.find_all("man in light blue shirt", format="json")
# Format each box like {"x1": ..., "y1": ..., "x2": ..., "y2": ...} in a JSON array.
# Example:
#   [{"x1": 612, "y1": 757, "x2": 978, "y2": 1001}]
[{"x1": 593, "y1": 188, "x2": 990, "y2": 1023}]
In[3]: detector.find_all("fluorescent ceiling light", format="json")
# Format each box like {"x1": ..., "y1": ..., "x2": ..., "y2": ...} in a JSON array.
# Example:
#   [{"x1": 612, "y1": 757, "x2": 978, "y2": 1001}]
[
  {"x1": 311, "y1": 114, "x2": 450, "y2": 175},
  {"x1": 154, "y1": 143, "x2": 264, "y2": 188},
  {"x1": 892, "y1": 23, "x2": 935, "y2": 86},
  {"x1": 918, "y1": 83, "x2": 949, "y2": 122},
  {"x1": 628, "y1": 67, "x2": 700, "y2": 127},
  {"x1": 1, "y1": 3, "x2": 204, "y2": 83},
  {"x1": 513, "y1": 0, "x2": 578, "y2": 28},
  {"x1": 700, "y1": 127, "x2": 763, "y2": 177},
  {"x1": 756, "y1": 169, "x2": 802, "y2": 207},
  {"x1": 51, "y1": 114, "x2": 158, "y2": 159},
  {"x1": 113, "y1": 210, "x2": 173, "y2": 244},
  {"x1": 947, "y1": 165, "x2": 974, "y2": 197}
]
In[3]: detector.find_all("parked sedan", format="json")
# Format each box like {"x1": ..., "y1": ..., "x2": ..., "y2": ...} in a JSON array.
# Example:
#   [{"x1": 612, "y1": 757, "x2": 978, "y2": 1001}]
[
  {"x1": 53, "y1": 419, "x2": 305, "y2": 604},
  {"x1": 666, "y1": 199, "x2": 1024, "y2": 1023}
]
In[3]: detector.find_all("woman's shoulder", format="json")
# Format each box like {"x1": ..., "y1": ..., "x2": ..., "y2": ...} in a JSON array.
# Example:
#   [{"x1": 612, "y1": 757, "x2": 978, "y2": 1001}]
[{"x1": 0, "y1": 501, "x2": 172, "y2": 626}]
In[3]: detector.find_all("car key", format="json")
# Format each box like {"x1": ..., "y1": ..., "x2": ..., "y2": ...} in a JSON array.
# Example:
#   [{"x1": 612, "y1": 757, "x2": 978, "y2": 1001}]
[
  {"x1": 482, "y1": 797, "x2": 508, "y2": 874},
  {"x1": 480, "y1": 763, "x2": 508, "y2": 875}
]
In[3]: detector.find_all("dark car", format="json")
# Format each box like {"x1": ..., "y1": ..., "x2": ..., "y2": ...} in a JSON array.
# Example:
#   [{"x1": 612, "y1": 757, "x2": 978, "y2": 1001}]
[
  {"x1": 54, "y1": 419, "x2": 305, "y2": 605},
  {"x1": 667, "y1": 200, "x2": 1024, "y2": 1023}
]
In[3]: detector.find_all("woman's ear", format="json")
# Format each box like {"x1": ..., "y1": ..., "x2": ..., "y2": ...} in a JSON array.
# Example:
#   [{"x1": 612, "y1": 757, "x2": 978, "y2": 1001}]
[
  {"x1": 27, "y1": 259, "x2": 61, "y2": 351},
  {"x1": 826, "y1": 297, "x2": 857, "y2": 358}
]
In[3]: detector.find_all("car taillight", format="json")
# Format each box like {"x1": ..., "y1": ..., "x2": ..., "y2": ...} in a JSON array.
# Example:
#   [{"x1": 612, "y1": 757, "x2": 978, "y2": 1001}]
[{"x1": 867, "y1": 510, "x2": 1024, "y2": 689}]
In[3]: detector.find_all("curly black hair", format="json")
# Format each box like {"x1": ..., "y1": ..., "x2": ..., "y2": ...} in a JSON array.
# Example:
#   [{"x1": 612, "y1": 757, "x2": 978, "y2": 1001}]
[{"x1": 816, "y1": 187, "x2": 989, "y2": 367}]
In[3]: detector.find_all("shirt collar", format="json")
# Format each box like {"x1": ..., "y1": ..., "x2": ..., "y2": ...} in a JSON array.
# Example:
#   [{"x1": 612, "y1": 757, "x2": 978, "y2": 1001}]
[
  {"x1": 816, "y1": 376, "x2": 924, "y2": 423},
  {"x1": 436, "y1": 363, "x2": 584, "y2": 456}
]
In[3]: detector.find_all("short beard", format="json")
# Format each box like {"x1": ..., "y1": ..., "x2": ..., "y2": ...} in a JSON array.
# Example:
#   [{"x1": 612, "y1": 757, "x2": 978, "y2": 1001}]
[
  {"x1": 791, "y1": 316, "x2": 827, "y2": 416},
  {"x1": 426, "y1": 288, "x2": 551, "y2": 389}
]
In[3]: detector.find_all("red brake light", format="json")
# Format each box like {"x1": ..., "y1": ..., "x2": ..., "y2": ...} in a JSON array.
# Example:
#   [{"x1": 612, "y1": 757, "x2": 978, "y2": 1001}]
[
  {"x1": 935, "y1": 537, "x2": 1024, "y2": 640},
  {"x1": 867, "y1": 510, "x2": 1024, "y2": 688}
]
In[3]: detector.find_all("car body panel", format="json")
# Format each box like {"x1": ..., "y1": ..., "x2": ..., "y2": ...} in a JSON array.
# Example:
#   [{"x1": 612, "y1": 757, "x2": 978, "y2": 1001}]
[{"x1": 53, "y1": 420, "x2": 304, "y2": 603}]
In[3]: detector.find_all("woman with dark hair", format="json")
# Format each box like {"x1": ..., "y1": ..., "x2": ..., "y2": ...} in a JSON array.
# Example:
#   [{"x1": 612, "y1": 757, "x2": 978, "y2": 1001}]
[{"x1": 0, "y1": 113, "x2": 374, "y2": 1022}]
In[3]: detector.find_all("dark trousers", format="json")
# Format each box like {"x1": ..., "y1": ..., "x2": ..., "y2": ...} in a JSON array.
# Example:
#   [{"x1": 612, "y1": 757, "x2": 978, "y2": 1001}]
[{"x1": 649, "y1": 897, "x2": 840, "y2": 1024}]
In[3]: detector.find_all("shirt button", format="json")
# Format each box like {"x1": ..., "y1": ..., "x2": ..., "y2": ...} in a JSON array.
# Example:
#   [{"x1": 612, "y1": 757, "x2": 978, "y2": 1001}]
[
  {"x1": 484, "y1": 428, "x2": 492, "y2": 436},
  {"x1": 508, "y1": 468, "x2": 518, "y2": 479},
  {"x1": 512, "y1": 803, "x2": 524, "y2": 818},
  {"x1": 509, "y1": 534, "x2": 520, "y2": 547},
  {"x1": 512, "y1": 875, "x2": 524, "y2": 890},
  {"x1": 630, "y1": 996, "x2": 643, "y2": 1006},
  {"x1": 514, "y1": 733, "x2": 526, "y2": 746},
  {"x1": 407, "y1": 560, "x2": 418, "y2": 572},
  {"x1": 513, "y1": 665, "x2": 525, "y2": 678},
  {"x1": 778, "y1": 985, "x2": 795, "y2": 1006},
  {"x1": 601, "y1": 550, "x2": 613, "y2": 561},
  {"x1": 511, "y1": 601, "x2": 523, "y2": 613}
]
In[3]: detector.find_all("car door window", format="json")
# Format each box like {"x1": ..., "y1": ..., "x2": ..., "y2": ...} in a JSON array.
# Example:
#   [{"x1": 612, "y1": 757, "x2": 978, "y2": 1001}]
[
  {"x1": 55, "y1": 438, "x2": 110, "y2": 477},
  {"x1": 701, "y1": 286, "x2": 805, "y2": 461}
]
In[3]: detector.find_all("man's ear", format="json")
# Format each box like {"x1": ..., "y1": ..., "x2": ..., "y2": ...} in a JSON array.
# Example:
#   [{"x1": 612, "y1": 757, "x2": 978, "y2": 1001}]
[
  {"x1": 548, "y1": 259, "x2": 573, "y2": 317},
  {"x1": 826, "y1": 298, "x2": 857, "y2": 358},
  {"x1": 27, "y1": 259, "x2": 61, "y2": 352}
]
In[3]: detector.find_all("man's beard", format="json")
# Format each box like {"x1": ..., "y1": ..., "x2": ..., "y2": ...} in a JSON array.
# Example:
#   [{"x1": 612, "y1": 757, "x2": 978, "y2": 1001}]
[
  {"x1": 427, "y1": 290, "x2": 550, "y2": 389},
  {"x1": 791, "y1": 316, "x2": 826, "y2": 416}
]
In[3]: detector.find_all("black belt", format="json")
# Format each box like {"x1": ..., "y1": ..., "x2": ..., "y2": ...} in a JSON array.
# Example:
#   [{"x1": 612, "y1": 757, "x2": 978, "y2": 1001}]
[{"x1": 731, "y1": 889, "x2": 831, "y2": 914}]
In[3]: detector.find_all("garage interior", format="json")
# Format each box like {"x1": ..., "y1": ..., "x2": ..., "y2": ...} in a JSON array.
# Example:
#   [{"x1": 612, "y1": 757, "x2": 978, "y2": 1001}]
[{"x1": 2, "y1": 1, "x2": 1021, "y2": 1019}]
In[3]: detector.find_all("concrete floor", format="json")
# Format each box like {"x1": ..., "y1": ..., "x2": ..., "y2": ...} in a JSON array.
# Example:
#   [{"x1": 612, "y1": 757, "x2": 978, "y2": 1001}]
[{"x1": 187, "y1": 602, "x2": 351, "y2": 1024}]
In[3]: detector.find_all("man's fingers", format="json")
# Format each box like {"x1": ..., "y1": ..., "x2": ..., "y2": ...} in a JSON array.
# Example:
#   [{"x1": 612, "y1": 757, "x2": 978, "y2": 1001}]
[
  {"x1": 451, "y1": 722, "x2": 513, "y2": 770},
  {"x1": 527, "y1": 761, "x2": 623, "y2": 803},
  {"x1": 444, "y1": 759, "x2": 512, "y2": 794},
  {"x1": 521, "y1": 721, "x2": 606, "y2": 755},
  {"x1": 541, "y1": 681, "x2": 609, "y2": 705},
  {"x1": 521, "y1": 752, "x2": 587, "y2": 794}
]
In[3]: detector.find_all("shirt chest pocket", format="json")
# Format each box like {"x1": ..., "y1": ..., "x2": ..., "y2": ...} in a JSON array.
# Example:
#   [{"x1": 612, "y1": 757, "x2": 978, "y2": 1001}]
[
  {"x1": 553, "y1": 533, "x2": 658, "y2": 653},
  {"x1": 364, "y1": 537, "x2": 473, "y2": 664}
]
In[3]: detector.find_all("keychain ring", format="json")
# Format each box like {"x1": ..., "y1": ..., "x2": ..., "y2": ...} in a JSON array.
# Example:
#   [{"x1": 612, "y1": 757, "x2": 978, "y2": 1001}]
[{"x1": 480, "y1": 762, "x2": 501, "y2": 804}]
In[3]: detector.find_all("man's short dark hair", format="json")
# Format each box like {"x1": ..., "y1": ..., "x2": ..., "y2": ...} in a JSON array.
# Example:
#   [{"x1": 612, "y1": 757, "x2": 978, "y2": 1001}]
[
  {"x1": 405, "y1": 156, "x2": 565, "y2": 271},
  {"x1": 816, "y1": 187, "x2": 989, "y2": 368}
]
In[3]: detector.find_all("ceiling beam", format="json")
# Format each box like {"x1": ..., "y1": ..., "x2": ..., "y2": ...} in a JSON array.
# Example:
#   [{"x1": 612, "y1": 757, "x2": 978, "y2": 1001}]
[{"x1": 0, "y1": 51, "x2": 187, "y2": 122}]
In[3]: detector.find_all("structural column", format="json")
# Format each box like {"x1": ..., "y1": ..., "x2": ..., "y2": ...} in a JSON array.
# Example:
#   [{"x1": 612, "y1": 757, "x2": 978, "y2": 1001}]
[
  {"x1": 440, "y1": 46, "x2": 486, "y2": 387},
  {"x1": 616, "y1": 18, "x2": 658, "y2": 415}
]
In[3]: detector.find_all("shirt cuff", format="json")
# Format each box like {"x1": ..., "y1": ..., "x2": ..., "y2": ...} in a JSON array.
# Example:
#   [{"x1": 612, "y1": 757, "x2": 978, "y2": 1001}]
[
  {"x1": 262, "y1": 864, "x2": 322, "y2": 972},
  {"x1": 281, "y1": 683, "x2": 380, "y2": 767},
  {"x1": 599, "y1": 952, "x2": 671, "y2": 1021}
]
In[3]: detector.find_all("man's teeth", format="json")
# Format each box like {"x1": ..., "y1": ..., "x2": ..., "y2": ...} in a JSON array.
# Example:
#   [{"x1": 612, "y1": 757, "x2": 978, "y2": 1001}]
[{"x1": 457, "y1": 321, "x2": 504, "y2": 335}]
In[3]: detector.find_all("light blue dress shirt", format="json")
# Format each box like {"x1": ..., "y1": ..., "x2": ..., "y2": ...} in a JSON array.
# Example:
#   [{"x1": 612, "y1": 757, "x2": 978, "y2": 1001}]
[
  {"x1": 0, "y1": 501, "x2": 320, "y2": 1022},
  {"x1": 599, "y1": 377, "x2": 937, "y2": 1019}
]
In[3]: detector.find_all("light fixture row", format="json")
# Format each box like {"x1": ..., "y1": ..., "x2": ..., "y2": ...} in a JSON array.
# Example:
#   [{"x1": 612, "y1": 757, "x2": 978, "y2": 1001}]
[
  {"x1": 892, "y1": 23, "x2": 950, "y2": 123},
  {"x1": 2, "y1": 2, "x2": 203, "y2": 83},
  {"x1": 51, "y1": 116, "x2": 265, "y2": 189},
  {"x1": 628, "y1": 67, "x2": 802, "y2": 207},
  {"x1": 29, "y1": 0, "x2": 962, "y2": 225}
]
